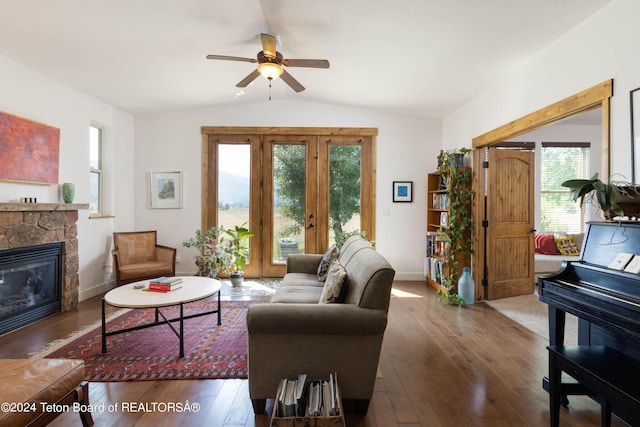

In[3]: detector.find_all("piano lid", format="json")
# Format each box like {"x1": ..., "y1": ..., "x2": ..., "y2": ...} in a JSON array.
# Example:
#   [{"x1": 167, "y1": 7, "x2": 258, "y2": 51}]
[{"x1": 580, "y1": 221, "x2": 640, "y2": 268}]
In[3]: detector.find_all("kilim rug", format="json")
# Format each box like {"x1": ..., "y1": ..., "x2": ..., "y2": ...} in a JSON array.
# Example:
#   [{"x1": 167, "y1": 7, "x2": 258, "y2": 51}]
[{"x1": 29, "y1": 300, "x2": 255, "y2": 381}]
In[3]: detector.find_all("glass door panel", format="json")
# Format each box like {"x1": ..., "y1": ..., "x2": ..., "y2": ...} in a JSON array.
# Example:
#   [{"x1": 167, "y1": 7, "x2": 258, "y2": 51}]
[
  {"x1": 213, "y1": 139, "x2": 260, "y2": 278},
  {"x1": 273, "y1": 144, "x2": 306, "y2": 263},
  {"x1": 217, "y1": 144, "x2": 251, "y2": 230},
  {"x1": 328, "y1": 144, "x2": 362, "y2": 247}
]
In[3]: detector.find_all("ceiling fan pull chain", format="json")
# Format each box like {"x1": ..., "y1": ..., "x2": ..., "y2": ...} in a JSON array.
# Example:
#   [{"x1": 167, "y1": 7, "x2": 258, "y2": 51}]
[{"x1": 268, "y1": 78, "x2": 272, "y2": 101}]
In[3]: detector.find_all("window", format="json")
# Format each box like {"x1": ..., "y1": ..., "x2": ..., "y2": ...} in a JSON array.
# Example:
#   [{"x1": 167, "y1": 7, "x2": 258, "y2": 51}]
[
  {"x1": 89, "y1": 125, "x2": 102, "y2": 215},
  {"x1": 540, "y1": 142, "x2": 590, "y2": 233}
]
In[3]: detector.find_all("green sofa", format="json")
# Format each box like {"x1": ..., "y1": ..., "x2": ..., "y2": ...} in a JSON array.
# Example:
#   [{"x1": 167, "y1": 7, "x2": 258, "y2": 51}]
[{"x1": 246, "y1": 236, "x2": 395, "y2": 414}]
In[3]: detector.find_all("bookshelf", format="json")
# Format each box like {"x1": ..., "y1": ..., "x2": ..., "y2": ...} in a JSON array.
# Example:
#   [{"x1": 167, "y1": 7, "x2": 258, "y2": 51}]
[{"x1": 425, "y1": 168, "x2": 472, "y2": 293}]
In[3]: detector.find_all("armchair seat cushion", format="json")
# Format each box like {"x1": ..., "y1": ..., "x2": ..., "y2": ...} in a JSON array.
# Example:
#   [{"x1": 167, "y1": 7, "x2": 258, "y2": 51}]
[{"x1": 117, "y1": 261, "x2": 174, "y2": 281}]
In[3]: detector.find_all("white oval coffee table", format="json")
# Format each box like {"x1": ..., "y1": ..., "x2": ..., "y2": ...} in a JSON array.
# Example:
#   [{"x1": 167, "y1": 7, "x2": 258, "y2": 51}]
[{"x1": 101, "y1": 276, "x2": 221, "y2": 357}]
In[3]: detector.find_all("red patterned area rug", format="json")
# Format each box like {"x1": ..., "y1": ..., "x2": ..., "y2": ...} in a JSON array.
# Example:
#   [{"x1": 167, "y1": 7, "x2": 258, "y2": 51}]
[{"x1": 30, "y1": 300, "x2": 254, "y2": 382}]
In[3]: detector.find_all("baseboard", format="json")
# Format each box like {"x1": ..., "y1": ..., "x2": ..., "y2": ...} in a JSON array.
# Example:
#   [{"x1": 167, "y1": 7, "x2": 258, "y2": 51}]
[
  {"x1": 79, "y1": 280, "x2": 113, "y2": 302},
  {"x1": 393, "y1": 272, "x2": 426, "y2": 281}
]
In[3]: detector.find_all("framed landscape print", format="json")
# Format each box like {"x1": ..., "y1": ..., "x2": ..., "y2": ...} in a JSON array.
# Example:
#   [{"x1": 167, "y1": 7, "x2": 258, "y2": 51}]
[
  {"x1": 393, "y1": 181, "x2": 413, "y2": 203},
  {"x1": 149, "y1": 171, "x2": 182, "y2": 208}
]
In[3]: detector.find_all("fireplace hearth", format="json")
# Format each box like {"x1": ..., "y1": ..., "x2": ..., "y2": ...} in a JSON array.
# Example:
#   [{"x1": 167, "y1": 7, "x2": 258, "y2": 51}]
[{"x1": 0, "y1": 242, "x2": 63, "y2": 335}]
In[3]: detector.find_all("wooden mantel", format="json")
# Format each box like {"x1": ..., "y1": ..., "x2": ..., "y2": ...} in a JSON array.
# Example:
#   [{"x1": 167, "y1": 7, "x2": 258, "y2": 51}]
[{"x1": 0, "y1": 203, "x2": 89, "y2": 212}]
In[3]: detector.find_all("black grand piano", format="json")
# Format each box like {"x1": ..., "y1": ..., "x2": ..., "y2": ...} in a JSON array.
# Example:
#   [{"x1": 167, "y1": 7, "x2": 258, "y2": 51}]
[{"x1": 538, "y1": 221, "x2": 640, "y2": 426}]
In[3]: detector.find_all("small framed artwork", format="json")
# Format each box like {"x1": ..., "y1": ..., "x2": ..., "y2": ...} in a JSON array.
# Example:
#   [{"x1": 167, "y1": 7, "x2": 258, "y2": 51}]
[
  {"x1": 149, "y1": 171, "x2": 183, "y2": 209},
  {"x1": 393, "y1": 181, "x2": 413, "y2": 203}
]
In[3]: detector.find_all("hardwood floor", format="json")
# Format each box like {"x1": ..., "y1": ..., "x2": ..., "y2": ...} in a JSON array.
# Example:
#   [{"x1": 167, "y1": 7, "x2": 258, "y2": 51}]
[{"x1": 0, "y1": 281, "x2": 624, "y2": 426}]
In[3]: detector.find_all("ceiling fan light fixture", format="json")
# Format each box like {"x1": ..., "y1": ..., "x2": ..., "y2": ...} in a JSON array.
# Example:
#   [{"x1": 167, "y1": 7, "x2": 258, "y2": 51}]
[{"x1": 257, "y1": 62, "x2": 283, "y2": 80}]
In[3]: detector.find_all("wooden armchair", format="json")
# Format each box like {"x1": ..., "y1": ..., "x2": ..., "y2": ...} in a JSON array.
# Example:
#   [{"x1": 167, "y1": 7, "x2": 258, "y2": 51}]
[{"x1": 112, "y1": 230, "x2": 176, "y2": 286}]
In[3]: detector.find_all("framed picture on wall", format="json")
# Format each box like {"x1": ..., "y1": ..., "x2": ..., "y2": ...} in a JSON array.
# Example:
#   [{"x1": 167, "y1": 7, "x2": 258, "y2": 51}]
[
  {"x1": 149, "y1": 171, "x2": 183, "y2": 208},
  {"x1": 393, "y1": 181, "x2": 413, "y2": 203}
]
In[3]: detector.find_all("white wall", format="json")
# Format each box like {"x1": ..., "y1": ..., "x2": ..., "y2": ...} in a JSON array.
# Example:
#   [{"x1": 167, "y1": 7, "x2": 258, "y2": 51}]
[
  {"x1": 443, "y1": 0, "x2": 639, "y2": 184},
  {"x1": 0, "y1": 54, "x2": 135, "y2": 301},
  {"x1": 134, "y1": 100, "x2": 441, "y2": 280}
]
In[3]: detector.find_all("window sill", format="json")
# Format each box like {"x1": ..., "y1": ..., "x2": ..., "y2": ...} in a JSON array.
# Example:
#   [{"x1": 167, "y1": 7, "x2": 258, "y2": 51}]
[{"x1": 89, "y1": 215, "x2": 115, "y2": 219}]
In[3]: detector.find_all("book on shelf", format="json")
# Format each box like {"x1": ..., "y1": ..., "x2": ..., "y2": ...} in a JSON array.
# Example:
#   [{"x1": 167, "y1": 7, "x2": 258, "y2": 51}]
[
  {"x1": 426, "y1": 232, "x2": 448, "y2": 257},
  {"x1": 432, "y1": 193, "x2": 449, "y2": 210},
  {"x1": 425, "y1": 257, "x2": 446, "y2": 285}
]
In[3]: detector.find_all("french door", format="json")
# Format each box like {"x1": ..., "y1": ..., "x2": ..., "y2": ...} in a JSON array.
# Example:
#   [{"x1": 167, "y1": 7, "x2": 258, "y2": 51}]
[{"x1": 201, "y1": 127, "x2": 376, "y2": 278}]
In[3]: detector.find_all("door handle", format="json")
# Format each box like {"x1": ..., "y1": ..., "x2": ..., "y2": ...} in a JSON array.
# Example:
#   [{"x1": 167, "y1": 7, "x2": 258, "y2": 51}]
[{"x1": 530, "y1": 228, "x2": 537, "y2": 233}]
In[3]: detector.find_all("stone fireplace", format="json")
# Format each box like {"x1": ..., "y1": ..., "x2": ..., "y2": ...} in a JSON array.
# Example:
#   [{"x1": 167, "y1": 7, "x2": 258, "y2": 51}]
[{"x1": 0, "y1": 203, "x2": 88, "y2": 325}]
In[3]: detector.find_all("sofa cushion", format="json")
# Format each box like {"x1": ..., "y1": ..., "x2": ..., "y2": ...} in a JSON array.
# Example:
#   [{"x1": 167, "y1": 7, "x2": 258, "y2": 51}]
[
  {"x1": 534, "y1": 233, "x2": 559, "y2": 255},
  {"x1": 270, "y1": 285, "x2": 324, "y2": 304},
  {"x1": 319, "y1": 261, "x2": 348, "y2": 304},
  {"x1": 317, "y1": 245, "x2": 339, "y2": 281},
  {"x1": 281, "y1": 272, "x2": 324, "y2": 288}
]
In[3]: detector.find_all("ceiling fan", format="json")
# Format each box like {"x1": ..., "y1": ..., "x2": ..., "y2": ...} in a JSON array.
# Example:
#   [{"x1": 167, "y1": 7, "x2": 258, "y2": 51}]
[{"x1": 206, "y1": 33, "x2": 330, "y2": 93}]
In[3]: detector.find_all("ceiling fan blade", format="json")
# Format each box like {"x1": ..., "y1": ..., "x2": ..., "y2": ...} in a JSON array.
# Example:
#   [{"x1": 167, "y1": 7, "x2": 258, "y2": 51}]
[
  {"x1": 260, "y1": 33, "x2": 277, "y2": 58},
  {"x1": 206, "y1": 54, "x2": 257, "y2": 63},
  {"x1": 236, "y1": 70, "x2": 261, "y2": 87},
  {"x1": 283, "y1": 59, "x2": 330, "y2": 68},
  {"x1": 280, "y1": 70, "x2": 305, "y2": 92}
]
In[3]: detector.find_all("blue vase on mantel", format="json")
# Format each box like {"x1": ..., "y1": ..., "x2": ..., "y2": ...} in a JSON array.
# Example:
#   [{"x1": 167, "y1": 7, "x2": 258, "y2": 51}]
[{"x1": 458, "y1": 267, "x2": 474, "y2": 305}]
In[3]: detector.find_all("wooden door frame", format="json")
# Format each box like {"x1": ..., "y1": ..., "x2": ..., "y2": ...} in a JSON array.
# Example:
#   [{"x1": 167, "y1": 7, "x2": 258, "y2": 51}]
[
  {"x1": 470, "y1": 79, "x2": 613, "y2": 300},
  {"x1": 201, "y1": 126, "x2": 378, "y2": 276}
]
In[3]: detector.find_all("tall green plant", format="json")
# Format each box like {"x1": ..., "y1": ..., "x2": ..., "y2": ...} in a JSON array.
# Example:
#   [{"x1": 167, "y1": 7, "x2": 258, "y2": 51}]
[
  {"x1": 222, "y1": 222, "x2": 255, "y2": 273},
  {"x1": 435, "y1": 148, "x2": 474, "y2": 306}
]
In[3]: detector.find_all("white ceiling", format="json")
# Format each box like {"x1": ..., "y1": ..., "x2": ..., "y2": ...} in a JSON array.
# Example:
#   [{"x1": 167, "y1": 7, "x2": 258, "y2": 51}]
[{"x1": 0, "y1": 0, "x2": 612, "y2": 118}]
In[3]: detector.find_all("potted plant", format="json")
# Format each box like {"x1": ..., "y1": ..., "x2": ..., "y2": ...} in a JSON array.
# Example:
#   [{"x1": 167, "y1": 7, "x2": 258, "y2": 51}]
[
  {"x1": 222, "y1": 222, "x2": 255, "y2": 286},
  {"x1": 182, "y1": 226, "x2": 231, "y2": 278},
  {"x1": 561, "y1": 173, "x2": 625, "y2": 219},
  {"x1": 436, "y1": 148, "x2": 474, "y2": 307}
]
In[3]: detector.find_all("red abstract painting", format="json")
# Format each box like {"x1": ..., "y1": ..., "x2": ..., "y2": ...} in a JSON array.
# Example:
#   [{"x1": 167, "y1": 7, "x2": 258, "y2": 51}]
[{"x1": 0, "y1": 110, "x2": 60, "y2": 184}]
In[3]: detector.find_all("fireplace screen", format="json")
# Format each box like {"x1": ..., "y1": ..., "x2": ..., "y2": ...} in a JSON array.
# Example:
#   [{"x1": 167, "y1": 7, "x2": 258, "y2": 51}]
[{"x1": 0, "y1": 242, "x2": 62, "y2": 335}]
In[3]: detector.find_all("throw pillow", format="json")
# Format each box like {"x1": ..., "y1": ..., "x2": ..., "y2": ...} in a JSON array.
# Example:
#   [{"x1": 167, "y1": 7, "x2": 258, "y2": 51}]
[
  {"x1": 317, "y1": 245, "x2": 339, "y2": 281},
  {"x1": 319, "y1": 261, "x2": 347, "y2": 304},
  {"x1": 534, "y1": 233, "x2": 559, "y2": 255},
  {"x1": 555, "y1": 235, "x2": 580, "y2": 256}
]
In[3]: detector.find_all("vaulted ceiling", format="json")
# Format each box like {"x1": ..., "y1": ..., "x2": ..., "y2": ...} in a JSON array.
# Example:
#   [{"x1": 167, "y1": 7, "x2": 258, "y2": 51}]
[{"x1": 0, "y1": 0, "x2": 611, "y2": 118}]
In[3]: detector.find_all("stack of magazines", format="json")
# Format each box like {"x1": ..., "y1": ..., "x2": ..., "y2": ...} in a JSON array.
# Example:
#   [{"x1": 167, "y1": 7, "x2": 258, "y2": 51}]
[{"x1": 275, "y1": 373, "x2": 340, "y2": 418}]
